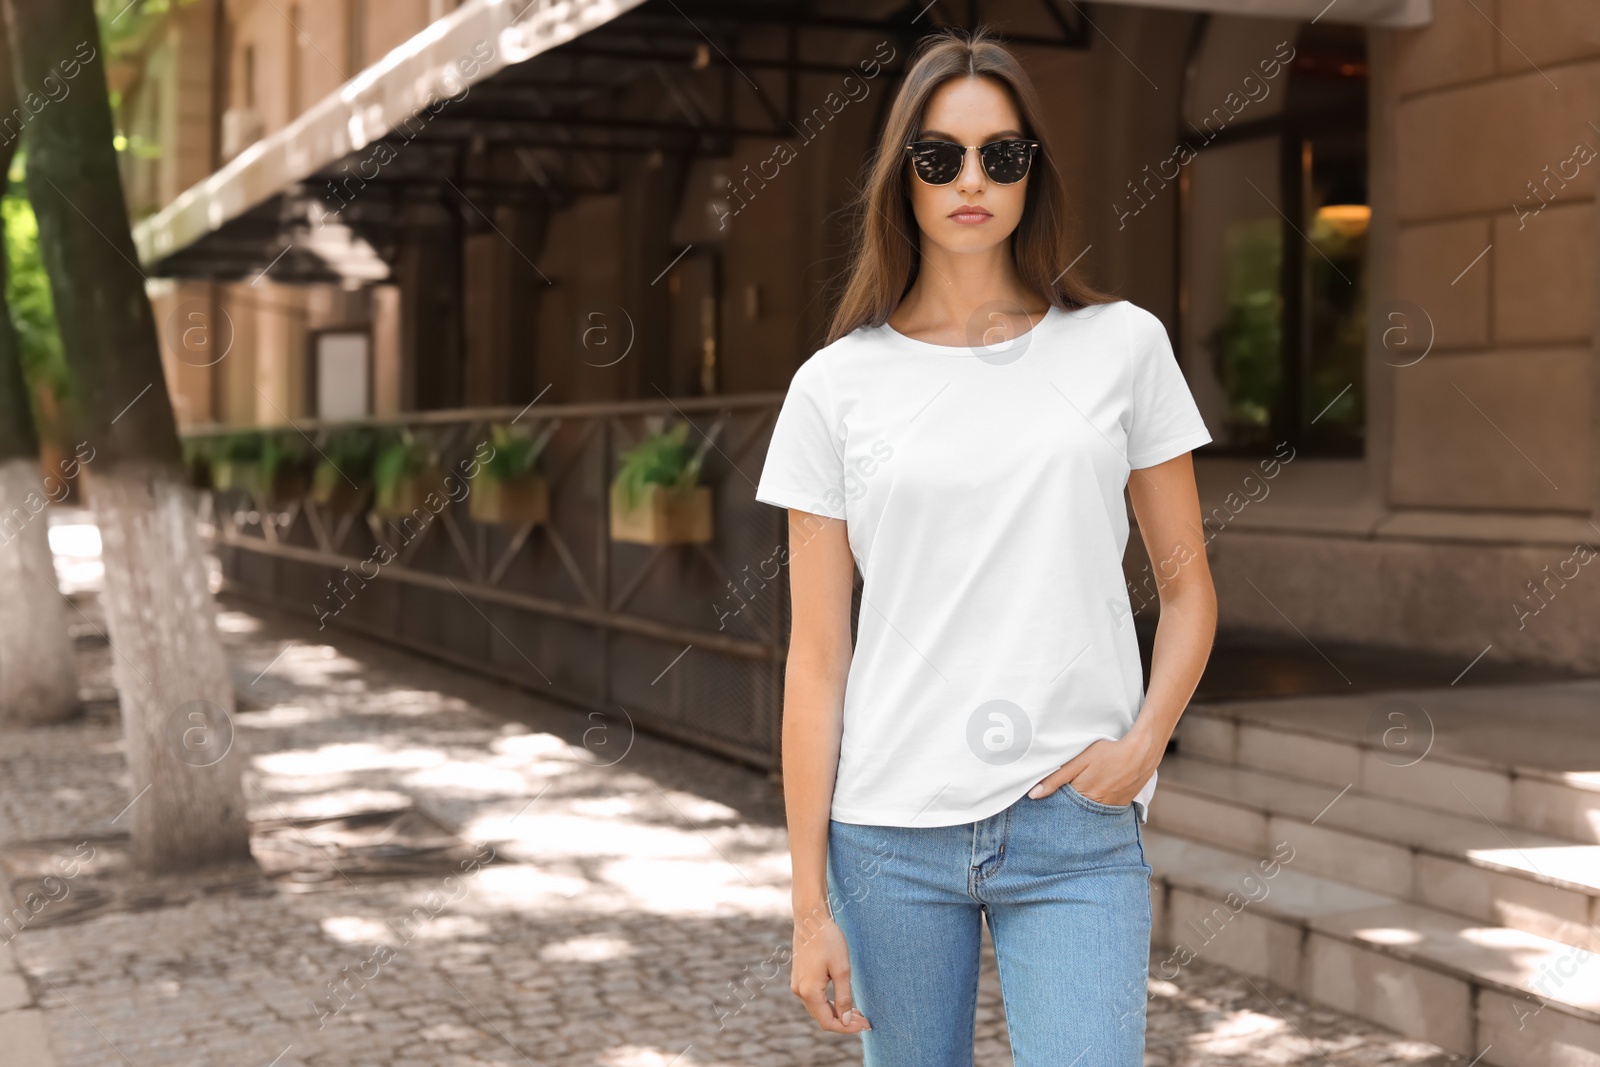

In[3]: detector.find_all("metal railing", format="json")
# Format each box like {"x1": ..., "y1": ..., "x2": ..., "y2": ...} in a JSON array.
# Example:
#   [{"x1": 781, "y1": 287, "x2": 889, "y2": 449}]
[{"x1": 185, "y1": 394, "x2": 791, "y2": 771}]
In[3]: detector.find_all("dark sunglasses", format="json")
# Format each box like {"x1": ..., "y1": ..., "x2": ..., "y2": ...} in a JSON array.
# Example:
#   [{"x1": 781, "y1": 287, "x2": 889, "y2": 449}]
[{"x1": 904, "y1": 138, "x2": 1040, "y2": 186}]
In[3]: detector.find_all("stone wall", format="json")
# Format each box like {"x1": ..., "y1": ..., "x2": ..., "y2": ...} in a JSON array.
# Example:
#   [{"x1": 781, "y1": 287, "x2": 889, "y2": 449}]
[{"x1": 1388, "y1": 0, "x2": 1598, "y2": 515}]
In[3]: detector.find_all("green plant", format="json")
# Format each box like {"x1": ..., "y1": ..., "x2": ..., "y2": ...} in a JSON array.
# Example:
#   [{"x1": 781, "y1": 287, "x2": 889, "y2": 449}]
[
  {"x1": 372, "y1": 435, "x2": 432, "y2": 511},
  {"x1": 215, "y1": 431, "x2": 264, "y2": 464},
  {"x1": 483, "y1": 424, "x2": 545, "y2": 482},
  {"x1": 612, "y1": 421, "x2": 706, "y2": 511},
  {"x1": 3, "y1": 163, "x2": 66, "y2": 420},
  {"x1": 1206, "y1": 218, "x2": 1282, "y2": 440},
  {"x1": 259, "y1": 433, "x2": 312, "y2": 483},
  {"x1": 181, "y1": 435, "x2": 218, "y2": 485},
  {"x1": 97, "y1": 0, "x2": 207, "y2": 116},
  {"x1": 312, "y1": 427, "x2": 383, "y2": 496},
  {"x1": 204, "y1": 433, "x2": 265, "y2": 492}
]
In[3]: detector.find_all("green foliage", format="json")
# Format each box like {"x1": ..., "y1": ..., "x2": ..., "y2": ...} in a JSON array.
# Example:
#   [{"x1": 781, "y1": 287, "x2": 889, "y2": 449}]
[
  {"x1": 182, "y1": 432, "x2": 311, "y2": 491},
  {"x1": 372, "y1": 435, "x2": 431, "y2": 511},
  {"x1": 1209, "y1": 291, "x2": 1280, "y2": 431},
  {"x1": 1305, "y1": 212, "x2": 1369, "y2": 437},
  {"x1": 2, "y1": 158, "x2": 67, "y2": 418},
  {"x1": 613, "y1": 421, "x2": 704, "y2": 512},
  {"x1": 194, "y1": 432, "x2": 264, "y2": 491},
  {"x1": 97, "y1": 0, "x2": 207, "y2": 155},
  {"x1": 96, "y1": 0, "x2": 202, "y2": 62},
  {"x1": 214, "y1": 432, "x2": 264, "y2": 462},
  {"x1": 180, "y1": 435, "x2": 212, "y2": 484},
  {"x1": 483, "y1": 424, "x2": 545, "y2": 483},
  {"x1": 1206, "y1": 218, "x2": 1282, "y2": 440},
  {"x1": 180, "y1": 434, "x2": 225, "y2": 468},
  {"x1": 312, "y1": 427, "x2": 384, "y2": 496},
  {"x1": 259, "y1": 432, "x2": 312, "y2": 482}
]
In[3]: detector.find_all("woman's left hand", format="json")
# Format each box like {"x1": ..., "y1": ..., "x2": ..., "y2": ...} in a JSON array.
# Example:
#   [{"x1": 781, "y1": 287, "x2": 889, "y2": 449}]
[{"x1": 1028, "y1": 734, "x2": 1162, "y2": 806}]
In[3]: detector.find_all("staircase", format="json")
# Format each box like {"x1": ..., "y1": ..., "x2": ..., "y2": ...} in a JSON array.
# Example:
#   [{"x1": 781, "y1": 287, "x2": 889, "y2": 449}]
[{"x1": 1150, "y1": 682, "x2": 1600, "y2": 1067}]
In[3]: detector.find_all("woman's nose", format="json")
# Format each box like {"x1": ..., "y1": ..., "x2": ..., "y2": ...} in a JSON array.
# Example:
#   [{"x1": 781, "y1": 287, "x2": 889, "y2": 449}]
[{"x1": 955, "y1": 145, "x2": 986, "y2": 193}]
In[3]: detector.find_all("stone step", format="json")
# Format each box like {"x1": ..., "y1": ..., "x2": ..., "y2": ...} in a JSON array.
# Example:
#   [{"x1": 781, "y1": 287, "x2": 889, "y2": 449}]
[
  {"x1": 1145, "y1": 829, "x2": 1600, "y2": 1067},
  {"x1": 1174, "y1": 700, "x2": 1600, "y2": 845},
  {"x1": 1151, "y1": 753, "x2": 1600, "y2": 947}
]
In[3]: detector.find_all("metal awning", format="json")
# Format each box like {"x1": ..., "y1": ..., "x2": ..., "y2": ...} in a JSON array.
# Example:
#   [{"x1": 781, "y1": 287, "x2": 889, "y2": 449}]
[
  {"x1": 133, "y1": 0, "x2": 1422, "y2": 278},
  {"x1": 133, "y1": 0, "x2": 651, "y2": 268},
  {"x1": 1101, "y1": 0, "x2": 1429, "y2": 26},
  {"x1": 133, "y1": 0, "x2": 1097, "y2": 279}
]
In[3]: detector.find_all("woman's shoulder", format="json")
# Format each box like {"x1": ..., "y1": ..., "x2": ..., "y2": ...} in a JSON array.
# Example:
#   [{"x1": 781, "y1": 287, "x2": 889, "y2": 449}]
[
  {"x1": 798, "y1": 322, "x2": 891, "y2": 374},
  {"x1": 825, "y1": 319, "x2": 893, "y2": 352},
  {"x1": 1060, "y1": 297, "x2": 1146, "y2": 327},
  {"x1": 1060, "y1": 298, "x2": 1169, "y2": 349},
  {"x1": 780, "y1": 326, "x2": 883, "y2": 401}
]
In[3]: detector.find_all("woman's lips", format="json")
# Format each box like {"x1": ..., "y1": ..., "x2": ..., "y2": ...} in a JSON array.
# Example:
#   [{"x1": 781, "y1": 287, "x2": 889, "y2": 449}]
[{"x1": 949, "y1": 205, "x2": 992, "y2": 225}]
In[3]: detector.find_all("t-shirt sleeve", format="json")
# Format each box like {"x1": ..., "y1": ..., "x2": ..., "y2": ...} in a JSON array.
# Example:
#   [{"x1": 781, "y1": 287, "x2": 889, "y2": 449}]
[
  {"x1": 755, "y1": 355, "x2": 848, "y2": 519},
  {"x1": 1124, "y1": 305, "x2": 1213, "y2": 470}
]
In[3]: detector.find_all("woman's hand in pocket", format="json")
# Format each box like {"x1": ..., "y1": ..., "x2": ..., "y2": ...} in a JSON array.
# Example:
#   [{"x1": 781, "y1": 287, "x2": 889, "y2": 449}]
[
  {"x1": 791, "y1": 914, "x2": 872, "y2": 1033},
  {"x1": 1028, "y1": 734, "x2": 1161, "y2": 806}
]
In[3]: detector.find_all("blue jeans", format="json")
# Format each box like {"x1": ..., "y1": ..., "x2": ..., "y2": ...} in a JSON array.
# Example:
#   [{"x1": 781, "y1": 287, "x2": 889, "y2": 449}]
[{"x1": 826, "y1": 783, "x2": 1153, "y2": 1067}]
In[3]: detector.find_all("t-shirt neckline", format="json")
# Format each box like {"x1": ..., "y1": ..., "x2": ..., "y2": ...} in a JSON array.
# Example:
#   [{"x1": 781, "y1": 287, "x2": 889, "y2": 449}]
[{"x1": 878, "y1": 304, "x2": 1061, "y2": 357}]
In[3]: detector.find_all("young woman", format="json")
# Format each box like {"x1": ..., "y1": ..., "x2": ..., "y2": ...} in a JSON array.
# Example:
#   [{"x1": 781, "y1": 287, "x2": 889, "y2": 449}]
[{"x1": 753, "y1": 28, "x2": 1216, "y2": 1067}]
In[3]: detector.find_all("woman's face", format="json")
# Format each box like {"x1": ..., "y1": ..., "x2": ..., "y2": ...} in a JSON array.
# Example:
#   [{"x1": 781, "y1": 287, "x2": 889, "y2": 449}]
[{"x1": 905, "y1": 75, "x2": 1030, "y2": 258}]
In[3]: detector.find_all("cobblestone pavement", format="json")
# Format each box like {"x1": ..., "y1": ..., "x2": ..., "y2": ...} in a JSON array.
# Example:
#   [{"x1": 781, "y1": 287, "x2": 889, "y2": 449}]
[{"x1": 0, "y1": 578, "x2": 1469, "y2": 1066}]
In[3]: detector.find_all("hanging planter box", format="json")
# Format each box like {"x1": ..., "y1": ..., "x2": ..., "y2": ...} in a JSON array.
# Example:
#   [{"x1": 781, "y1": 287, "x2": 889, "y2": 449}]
[
  {"x1": 257, "y1": 434, "x2": 313, "y2": 508},
  {"x1": 308, "y1": 470, "x2": 368, "y2": 515},
  {"x1": 310, "y1": 477, "x2": 367, "y2": 515},
  {"x1": 212, "y1": 461, "x2": 306, "y2": 507},
  {"x1": 470, "y1": 473, "x2": 549, "y2": 526},
  {"x1": 187, "y1": 459, "x2": 214, "y2": 491},
  {"x1": 309, "y1": 428, "x2": 383, "y2": 515},
  {"x1": 260, "y1": 468, "x2": 310, "y2": 508},
  {"x1": 371, "y1": 437, "x2": 441, "y2": 520},
  {"x1": 211, "y1": 460, "x2": 261, "y2": 495},
  {"x1": 373, "y1": 468, "x2": 445, "y2": 519},
  {"x1": 609, "y1": 483, "x2": 712, "y2": 545},
  {"x1": 609, "y1": 419, "x2": 717, "y2": 545},
  {"x1": 182, "y1": 437, "x2": 214, "y2": 491}
]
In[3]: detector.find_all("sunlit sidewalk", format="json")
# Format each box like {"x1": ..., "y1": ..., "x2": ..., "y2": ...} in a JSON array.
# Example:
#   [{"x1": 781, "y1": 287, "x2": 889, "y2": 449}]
[{"x1": 0, "y1": 521, "x2": 1466, "y2": 1067}]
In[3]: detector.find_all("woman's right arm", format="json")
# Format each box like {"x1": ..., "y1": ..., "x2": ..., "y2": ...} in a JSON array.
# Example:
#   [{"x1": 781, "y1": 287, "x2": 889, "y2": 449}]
[{"x1": 782, "y1": 508, "x2": 871, "y2": 1034}]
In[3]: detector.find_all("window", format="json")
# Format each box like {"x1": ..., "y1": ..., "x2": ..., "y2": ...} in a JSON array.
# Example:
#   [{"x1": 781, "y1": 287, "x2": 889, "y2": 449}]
[
  {"x1": 309, "y1": 330, "x2": 372, "y2": 420},
  {"x1": 1180, "y1": 21, "x2": 1368, "y2": 457}
]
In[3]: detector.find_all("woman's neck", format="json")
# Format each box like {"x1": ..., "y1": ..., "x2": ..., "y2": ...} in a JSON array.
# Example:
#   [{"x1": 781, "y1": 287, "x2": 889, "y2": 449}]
[{"x1": 889, "y1": 242, "x2": 1048, "y2": 343}]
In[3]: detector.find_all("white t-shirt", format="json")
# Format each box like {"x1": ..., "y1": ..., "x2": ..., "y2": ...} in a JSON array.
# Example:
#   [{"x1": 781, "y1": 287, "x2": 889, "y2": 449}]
[{"x1": 755, "y1": 299, "x2": 1213, "y2": 827}]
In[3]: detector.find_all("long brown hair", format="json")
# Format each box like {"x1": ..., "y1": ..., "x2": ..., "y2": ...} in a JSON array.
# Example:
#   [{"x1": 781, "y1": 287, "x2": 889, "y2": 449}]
[{"x1": 826, "y1": 28, "x2": 1110, "y2": 344}]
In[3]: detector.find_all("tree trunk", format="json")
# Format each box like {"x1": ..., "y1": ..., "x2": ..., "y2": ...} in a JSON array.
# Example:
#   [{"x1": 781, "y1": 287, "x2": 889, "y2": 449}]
[
  {"x1": 0, "y1": 461, "x2": 79, "y2": 725},
  {"x1": 0, "y1": 0, "x2": 252, "y2": 871},
  {"x1": 0, "y1": 13, "x2": 77, "y2": 727},
  {"x1": 91, "y1": 465, "x2": 251, "y2": 871}
]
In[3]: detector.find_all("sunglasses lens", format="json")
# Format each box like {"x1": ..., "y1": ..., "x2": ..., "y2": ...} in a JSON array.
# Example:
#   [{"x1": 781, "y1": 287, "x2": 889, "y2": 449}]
[
  {"x1": 908, "y1": 142, "x2": 963, "y2": 185},
  {"x1": 980, "y1": 140, "x2": 1035, "y2": 184}
]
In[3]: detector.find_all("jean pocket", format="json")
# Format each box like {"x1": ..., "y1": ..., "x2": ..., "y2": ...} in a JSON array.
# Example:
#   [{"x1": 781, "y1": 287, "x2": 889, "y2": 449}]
[{"x1": 1060, "y1": 782, "x2": 1133, "y2": 816}]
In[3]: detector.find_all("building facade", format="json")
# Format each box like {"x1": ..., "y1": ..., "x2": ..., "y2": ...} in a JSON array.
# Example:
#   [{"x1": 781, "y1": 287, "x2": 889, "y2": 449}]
[{"x1": 118, "y1": 0, "x2": 1600, "y2": 681}]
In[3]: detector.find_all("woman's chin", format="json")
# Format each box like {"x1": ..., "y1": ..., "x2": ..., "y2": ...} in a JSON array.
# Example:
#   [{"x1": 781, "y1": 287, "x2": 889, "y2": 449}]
[{"x1": 923, "y1": 229, "x2": 1018, "y2": 258}]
